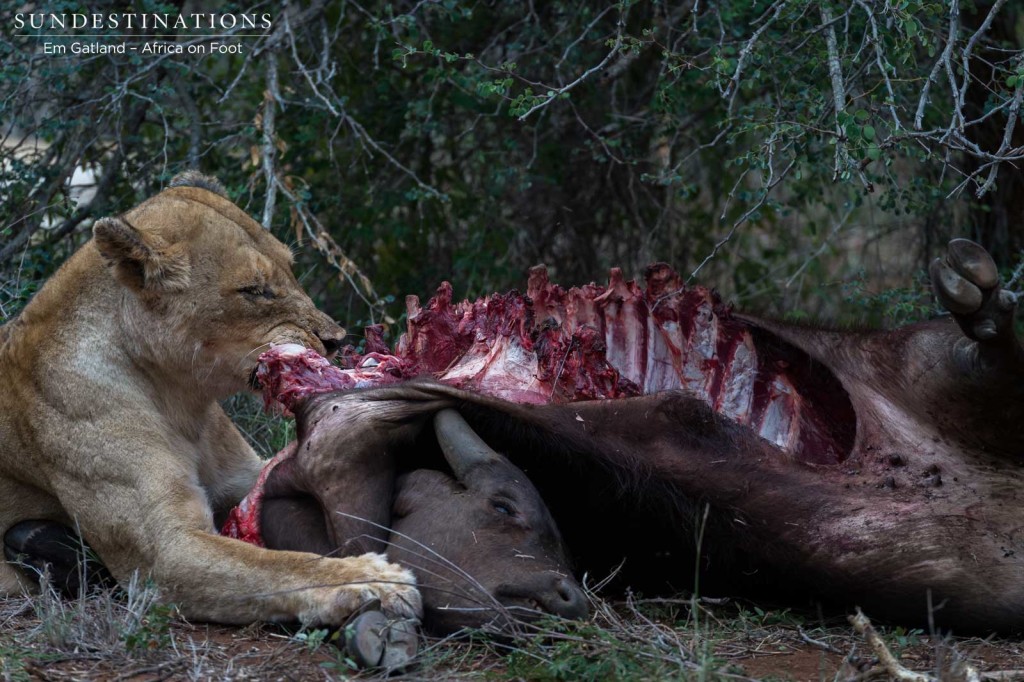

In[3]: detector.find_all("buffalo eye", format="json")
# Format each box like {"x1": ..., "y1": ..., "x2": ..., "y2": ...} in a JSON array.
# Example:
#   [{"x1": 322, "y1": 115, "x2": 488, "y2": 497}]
[
  {"x1": 491, "y1": 499, "x2": 517, "y2": 517},
  {"x1": 239, "y1": 284, "x2": 275, "y2": 300}
]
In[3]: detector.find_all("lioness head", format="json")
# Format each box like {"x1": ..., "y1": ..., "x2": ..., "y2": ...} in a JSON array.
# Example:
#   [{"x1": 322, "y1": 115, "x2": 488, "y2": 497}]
[{"x1": 90, "y1": 171, "x2": 344, "y2": 398}]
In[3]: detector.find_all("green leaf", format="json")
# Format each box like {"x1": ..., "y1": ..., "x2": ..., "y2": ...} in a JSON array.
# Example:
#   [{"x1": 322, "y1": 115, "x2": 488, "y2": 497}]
[{"x1": 863, "y1": 125, "x2": 876, "y2": 142}]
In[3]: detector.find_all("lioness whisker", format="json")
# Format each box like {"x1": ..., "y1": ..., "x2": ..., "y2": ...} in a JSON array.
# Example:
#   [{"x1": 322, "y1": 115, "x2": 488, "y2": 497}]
[{"x1": 242, "y1": 342, "x2": 274, "y2": 365}]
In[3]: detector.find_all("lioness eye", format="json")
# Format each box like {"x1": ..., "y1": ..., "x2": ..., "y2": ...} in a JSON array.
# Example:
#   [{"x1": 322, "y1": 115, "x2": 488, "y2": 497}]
[{"x1": 239, "y1": 285, "x2": 275, "y2": 300}]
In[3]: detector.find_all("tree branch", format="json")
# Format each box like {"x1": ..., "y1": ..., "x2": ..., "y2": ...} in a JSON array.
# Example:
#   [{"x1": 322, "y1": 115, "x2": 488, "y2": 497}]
[
  {"x1": 516, "y1": 7, "x2": 625, "y2": 122},
  {"x1": 723, "y1": 0, "x2": 788, "y2": 116},
  {"x1": 261, "y1": 52, "x2": 280, "y2": 230},
  {"x1": 916, "y1": 0, "x2": 960, "y2": 131}
]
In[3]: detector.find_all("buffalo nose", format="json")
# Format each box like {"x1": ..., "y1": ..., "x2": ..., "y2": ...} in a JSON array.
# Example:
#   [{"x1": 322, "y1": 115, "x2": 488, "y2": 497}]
[{"x1": 541, "y1": 576, "x2": 588, "y2": 620}]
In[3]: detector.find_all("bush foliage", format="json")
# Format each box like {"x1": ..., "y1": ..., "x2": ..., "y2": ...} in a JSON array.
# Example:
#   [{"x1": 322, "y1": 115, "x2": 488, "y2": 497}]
[{"x1": 2, "y1": 0, "x2": 1023, "y2": 328}]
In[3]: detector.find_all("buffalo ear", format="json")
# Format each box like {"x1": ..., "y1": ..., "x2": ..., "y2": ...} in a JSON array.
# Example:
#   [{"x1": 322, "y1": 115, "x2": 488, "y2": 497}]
[
  {"x1": 93, "y1": 216, "x2": 191, "y2": 292},
  {"x1": 393, "y1": 470, "x2": 460, "y2": 518}
]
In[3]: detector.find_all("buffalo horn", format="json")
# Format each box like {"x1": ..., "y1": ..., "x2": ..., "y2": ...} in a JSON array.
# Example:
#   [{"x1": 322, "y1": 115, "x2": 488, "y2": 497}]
[{"x1": 434, "y1": 408, "x2": 502, "y2": 481}]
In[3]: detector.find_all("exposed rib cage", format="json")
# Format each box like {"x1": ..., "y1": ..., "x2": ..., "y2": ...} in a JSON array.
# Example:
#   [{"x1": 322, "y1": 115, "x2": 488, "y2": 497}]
[{"x1": 257, "y1": 264, "x2": 853, "y2": 462}]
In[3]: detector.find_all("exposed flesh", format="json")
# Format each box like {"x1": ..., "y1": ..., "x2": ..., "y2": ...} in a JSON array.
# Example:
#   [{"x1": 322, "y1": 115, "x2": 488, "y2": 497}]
[{"x1": 254, "y1": 263, "x2": 852, "y2": 463}]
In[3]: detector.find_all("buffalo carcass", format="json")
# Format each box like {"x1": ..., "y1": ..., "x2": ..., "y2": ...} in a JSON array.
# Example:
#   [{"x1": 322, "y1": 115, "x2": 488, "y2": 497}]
[
  {"x1": 240, "y1": 239, "x2": 1024, "y2": 633},
  {"x1": 224, "y1": 389, "x2": 587, "y2": 635}
]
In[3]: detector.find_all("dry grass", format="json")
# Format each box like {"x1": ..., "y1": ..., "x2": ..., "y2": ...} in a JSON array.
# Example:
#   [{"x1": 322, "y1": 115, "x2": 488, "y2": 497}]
[
  {"x1": 0, "y1": 580, "x2": 341, "y2": 681},
  {"x1": 3, "y1": 579, "x2": 1023, "y2": 682}
]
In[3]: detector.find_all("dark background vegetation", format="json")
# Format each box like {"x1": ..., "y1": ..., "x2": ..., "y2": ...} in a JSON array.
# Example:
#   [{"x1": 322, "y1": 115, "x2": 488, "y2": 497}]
[{"x1": 2, "y1": 0, "x2": 1024, "y2": 336}]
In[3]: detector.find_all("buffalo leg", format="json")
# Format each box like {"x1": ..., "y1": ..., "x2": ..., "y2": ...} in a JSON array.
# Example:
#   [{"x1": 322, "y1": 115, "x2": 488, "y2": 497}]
[
  {"x1": 345, "y1": 609, "x2": 418, "y2": 670},
  {"x1": 930, "y1": 238, "x2": 1019, "y2": 349},
  {"x1": 261, "y1": 390, "x2": 452, "y2": 558},
  {"x1": 4, "y1": 520, "x2": 114, "y2": 596}
]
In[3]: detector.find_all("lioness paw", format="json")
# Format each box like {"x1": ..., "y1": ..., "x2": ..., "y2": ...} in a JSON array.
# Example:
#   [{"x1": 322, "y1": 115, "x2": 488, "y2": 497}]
[
  {"x1": 353, "y1": 552, "x2": 422, "y2": 620},
  {"x1": 298, "y1": 553, "x2": 421, "y2": 626}
]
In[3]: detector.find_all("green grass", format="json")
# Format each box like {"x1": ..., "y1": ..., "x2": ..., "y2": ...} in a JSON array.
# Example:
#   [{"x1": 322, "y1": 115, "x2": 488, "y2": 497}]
[
  {"x1": 221, "y1": 392, "x2": 296, "y2": 459},
  {"x1": 0, "y1": 642, "x2": 33, "y2": 682}
]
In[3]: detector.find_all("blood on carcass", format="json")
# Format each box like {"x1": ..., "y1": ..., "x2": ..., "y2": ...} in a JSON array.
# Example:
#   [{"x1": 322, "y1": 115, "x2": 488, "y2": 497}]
[{"x1": 254, "y1": 263, "x2": 853, "y2": 465}]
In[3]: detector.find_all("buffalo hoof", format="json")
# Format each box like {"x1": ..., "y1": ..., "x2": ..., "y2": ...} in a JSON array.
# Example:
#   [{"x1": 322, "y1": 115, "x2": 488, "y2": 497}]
[
  {"x1": 344, "y1": 609, "x2": 419, "y2": 671},
  {"x1": 930, "y1": 239, "x2": 1017, "y2": 343},
  {"x1": 3, "y1": 520, "x2": 114, "y2": 597}
]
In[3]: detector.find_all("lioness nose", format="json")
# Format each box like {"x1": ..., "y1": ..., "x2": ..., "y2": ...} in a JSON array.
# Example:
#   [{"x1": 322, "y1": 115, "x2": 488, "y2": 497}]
[{"x1": 318, "y1": 333, "x2": 343, "y2": 357}]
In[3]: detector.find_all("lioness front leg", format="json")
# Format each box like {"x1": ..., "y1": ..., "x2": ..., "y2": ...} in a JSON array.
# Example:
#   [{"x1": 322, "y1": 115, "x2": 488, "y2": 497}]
[
  {"x1": 199, "y1": 407, "x2": 272, "y2": 527},
  {"x1": 50, "y1": 467, "x2": 420, "y2": 626}
]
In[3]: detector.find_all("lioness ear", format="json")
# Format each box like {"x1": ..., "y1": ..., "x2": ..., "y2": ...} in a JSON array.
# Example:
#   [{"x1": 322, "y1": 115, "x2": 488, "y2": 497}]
[{"x1": 93, "y1": 217, "x2": 191, "y2": 292}]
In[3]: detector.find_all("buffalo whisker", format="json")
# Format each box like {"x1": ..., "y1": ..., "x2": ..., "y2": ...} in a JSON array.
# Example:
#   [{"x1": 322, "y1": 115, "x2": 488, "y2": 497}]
[
  {"x1": 331, "y1": 512, "x2": 492, "y2": 595},
  {"x1": 331, "y1": 512, "x2": 518, "y2": 621}
]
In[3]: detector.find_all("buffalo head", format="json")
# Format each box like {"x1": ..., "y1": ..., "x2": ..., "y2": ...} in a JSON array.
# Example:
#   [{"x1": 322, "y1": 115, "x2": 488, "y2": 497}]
[
  {"x1": 257, "y1": 389, "x2": 587, "y2": 635},
  {"x1": 388, "y1": 409, "x2": 587, "y2": 633}
]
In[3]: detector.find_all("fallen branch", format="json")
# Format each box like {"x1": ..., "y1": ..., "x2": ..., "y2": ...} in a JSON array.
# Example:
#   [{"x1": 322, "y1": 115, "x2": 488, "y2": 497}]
[
  {"x1": 848, "y1": 609, "x2": 1024, "y2": 682},
  {"x1": 848, "y1": 609, "x2": 930, "y2": 682}
]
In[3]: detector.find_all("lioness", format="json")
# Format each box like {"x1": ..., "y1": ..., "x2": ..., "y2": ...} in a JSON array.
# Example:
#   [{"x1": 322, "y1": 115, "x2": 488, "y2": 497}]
[{"x1": 0, "y1": 172, "x2": 420, "y2": 627}]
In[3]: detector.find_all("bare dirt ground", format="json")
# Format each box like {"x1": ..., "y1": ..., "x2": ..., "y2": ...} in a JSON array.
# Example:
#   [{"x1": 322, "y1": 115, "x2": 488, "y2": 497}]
[
  {"x1": 3, "y1": 589, "x2": 1023, "y2": 681},
  {"x1": 721, "y1": 625, "x2": 1024, "y2": 681}
]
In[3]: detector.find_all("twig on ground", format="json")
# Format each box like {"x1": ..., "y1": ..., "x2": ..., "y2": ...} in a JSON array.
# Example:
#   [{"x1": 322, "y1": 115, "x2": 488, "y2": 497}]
[
  {"x1": 979, "y1": 672, "x2": 1024, "y2": 681},
  {"x1": 849, "y1": 608, "x2": 931, "y2": 682},
  {"x1": 798, "y1": 626, "x2": 843, "y2": 655}
]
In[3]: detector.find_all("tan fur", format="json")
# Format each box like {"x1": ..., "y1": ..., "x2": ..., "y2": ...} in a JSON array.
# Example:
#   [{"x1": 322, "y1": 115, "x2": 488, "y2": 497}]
[{"x1": 0, "y1": 177, "x2": 421, "y2": 625}]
